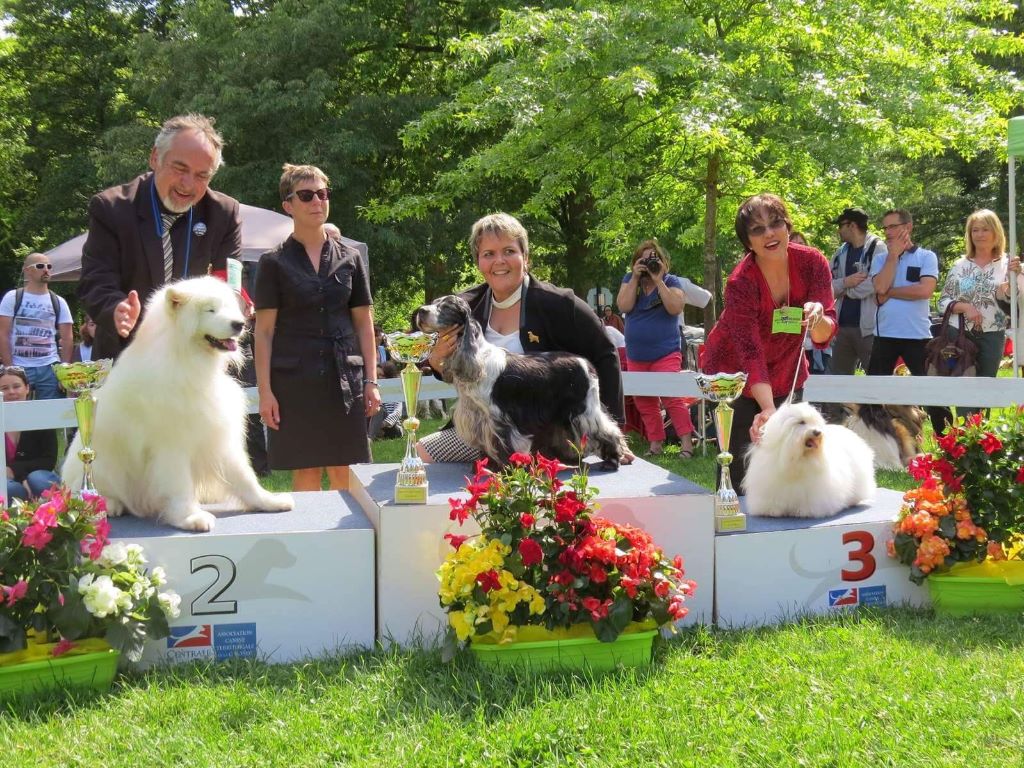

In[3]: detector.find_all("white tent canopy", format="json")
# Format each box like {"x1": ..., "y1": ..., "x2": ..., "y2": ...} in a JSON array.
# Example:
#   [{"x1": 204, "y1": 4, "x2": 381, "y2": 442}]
[{"x1": 46, "y1": 203, "x2": 368, "y2": 281}]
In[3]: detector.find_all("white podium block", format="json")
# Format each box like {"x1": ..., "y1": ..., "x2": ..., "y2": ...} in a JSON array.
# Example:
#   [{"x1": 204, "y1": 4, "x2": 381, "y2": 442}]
[
  {"x1": 108, "y1": 491, "x2": 376, "y2": 665},
  {"x1": 351, "y1": 459, "x2": 715, "y2": 647},
  {"x1": 714, "y1": 488, "x2": 927, "y2": 627}
]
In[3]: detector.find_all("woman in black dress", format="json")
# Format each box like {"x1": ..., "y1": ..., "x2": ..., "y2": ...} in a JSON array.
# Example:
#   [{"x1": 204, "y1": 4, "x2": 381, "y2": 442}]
[{"x1": 254, "y1": 164, "x2": 381, "y2": 491}]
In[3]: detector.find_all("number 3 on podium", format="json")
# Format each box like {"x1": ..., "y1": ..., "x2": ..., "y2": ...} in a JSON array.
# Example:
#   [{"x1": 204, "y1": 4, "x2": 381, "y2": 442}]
[{"x1": 841, "y1": 530, "x2": 876, "y2": 581}]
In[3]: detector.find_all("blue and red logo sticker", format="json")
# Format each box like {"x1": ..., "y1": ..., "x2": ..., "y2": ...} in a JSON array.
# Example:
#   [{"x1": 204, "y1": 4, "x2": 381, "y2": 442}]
[
  {"x1": 168, "y1": 622, "x2": 257, "y2": 660},
  {"x1": 828, "y1": 585, "x2": 886, "y2": 608}
]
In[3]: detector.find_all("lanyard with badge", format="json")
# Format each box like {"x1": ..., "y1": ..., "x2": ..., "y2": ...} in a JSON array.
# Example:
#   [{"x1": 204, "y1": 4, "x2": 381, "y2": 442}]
[{"x1": 150, "y1": 181, "x2": 193, "y2": 277}]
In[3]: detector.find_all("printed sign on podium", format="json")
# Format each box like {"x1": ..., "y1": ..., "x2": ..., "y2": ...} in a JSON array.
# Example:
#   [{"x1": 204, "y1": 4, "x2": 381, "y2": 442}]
[
  {"x1": 108, "y1": 491, "x2": 376, "y2": 664},
  {"x1": 714, "y1": 488, "x2": 928, "y2": 626}
]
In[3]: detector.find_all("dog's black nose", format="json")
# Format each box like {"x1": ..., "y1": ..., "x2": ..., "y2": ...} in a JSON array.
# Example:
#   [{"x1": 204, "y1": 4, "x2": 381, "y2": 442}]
[
  {"x1": 810, "y1": 429, "x2": 822, "y2": 438},
  {"x1": 231, "y1": 320, "x2": 244, "y2": 333}
]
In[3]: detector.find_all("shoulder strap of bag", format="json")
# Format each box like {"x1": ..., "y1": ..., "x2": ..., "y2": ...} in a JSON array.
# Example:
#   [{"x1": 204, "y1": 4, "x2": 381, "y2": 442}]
[{"x1": 12, "y1": 287, "x2": 23, "y2": 317}]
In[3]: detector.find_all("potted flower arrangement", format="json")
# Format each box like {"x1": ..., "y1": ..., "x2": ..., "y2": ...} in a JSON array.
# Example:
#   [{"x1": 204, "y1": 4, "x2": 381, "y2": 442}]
[
  {"x1": 438, "y1": 452, "x2": 695, "y2": 670},
  {"x1": 0, "y1": 487, "x2": 181, "y2": 696},
  {"x1": 889, "y1": 409, "x2": 1024, "y2": 613}
]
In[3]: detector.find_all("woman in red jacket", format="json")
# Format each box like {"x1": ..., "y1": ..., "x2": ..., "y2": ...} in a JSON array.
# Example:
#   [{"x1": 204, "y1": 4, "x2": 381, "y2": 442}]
[{"x1": 702, "y1": 194, "x2": 837, "y2": 490}]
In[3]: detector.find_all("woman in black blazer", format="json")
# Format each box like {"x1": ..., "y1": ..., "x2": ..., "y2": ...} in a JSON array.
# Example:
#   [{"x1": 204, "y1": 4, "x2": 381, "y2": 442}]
[{"x1": 417, "y1": 213, "x2": 628, "y2": 463}]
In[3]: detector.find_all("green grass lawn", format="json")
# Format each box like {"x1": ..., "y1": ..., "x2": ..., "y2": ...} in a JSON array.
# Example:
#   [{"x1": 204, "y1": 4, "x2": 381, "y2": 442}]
[{"x1": 9, "y1": 418, "x2": 1022, "y2": 765}]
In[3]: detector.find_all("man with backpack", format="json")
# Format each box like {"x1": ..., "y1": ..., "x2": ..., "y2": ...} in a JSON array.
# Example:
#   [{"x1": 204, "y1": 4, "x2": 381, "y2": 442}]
[
  {"x1": 829, "y1": 207, "x2": 888, "y2": 375},
  {"x1": 0, "y1": 253, "x2": 73, "y2": 400}
]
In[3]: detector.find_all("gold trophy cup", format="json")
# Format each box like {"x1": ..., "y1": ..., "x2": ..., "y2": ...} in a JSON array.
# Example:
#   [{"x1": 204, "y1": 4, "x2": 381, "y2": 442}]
[
  {"x1": 52, "y1": 359, "x2": 112, "y2": 496},
  {"x1": 385, "y1": 331, "x2": 438, "y2": 504},
  {"x1": 694, "y1": 371, "x2": 748, "y2": 533}
]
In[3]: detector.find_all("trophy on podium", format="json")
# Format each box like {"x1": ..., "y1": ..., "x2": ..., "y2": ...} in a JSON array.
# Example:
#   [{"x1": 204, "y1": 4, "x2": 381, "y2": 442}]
[
  {"x1": 694, "y1": 371, "x2": 748, "y2": 533},
  {"x1": 385, "y1": 331, "x2": 438, "y2": 504},
  {"x1": 52, "y1": 359, "x2": 112, "y2": 495}
]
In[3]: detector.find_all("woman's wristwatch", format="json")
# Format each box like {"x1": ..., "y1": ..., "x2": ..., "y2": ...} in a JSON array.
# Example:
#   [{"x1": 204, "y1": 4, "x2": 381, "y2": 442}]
[{"x1": 363, "y1": 379, "x2": 378, "y2": 387}]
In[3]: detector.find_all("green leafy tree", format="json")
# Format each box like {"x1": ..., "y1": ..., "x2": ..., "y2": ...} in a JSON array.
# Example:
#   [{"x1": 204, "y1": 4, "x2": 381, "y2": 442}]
[{"x1": 380, "y1": 0, "x2": 1024, "y2": 323}]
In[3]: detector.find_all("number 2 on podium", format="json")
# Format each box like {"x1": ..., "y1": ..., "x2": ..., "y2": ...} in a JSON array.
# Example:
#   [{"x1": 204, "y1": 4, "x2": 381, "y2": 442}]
[{"x1": 841, "y1": 530, "x2": 876, "y2": 581}]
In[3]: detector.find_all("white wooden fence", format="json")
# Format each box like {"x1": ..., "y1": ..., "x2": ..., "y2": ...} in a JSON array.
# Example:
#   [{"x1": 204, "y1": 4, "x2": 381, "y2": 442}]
[{"x1": 3, "y1": 373, "x2": 1022, "y2": 483}]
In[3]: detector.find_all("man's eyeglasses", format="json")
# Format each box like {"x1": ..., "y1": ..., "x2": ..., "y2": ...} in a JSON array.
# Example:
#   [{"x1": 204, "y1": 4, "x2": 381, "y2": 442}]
[
  {"x1": 286, "y1": 188, "x2": 331, "y2": 203},
  {"x1": 881, "y1": 222, "x2": 907, "y2": 232},
  {"x1": 27, "y1": 263, "x2": 52, "y2": 271},
  {"x1": 748, "y1": 219, "x2": 787, "y2": 238}
]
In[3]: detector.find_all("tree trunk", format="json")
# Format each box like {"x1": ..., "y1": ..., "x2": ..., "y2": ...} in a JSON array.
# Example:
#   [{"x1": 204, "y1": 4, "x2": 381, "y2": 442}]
[
  {"x1": 702, "y1": 151, "x2": 721, "y2": 330},
  {"x1": 554, "y1": 187, "x2": 596, "y2": 297}
]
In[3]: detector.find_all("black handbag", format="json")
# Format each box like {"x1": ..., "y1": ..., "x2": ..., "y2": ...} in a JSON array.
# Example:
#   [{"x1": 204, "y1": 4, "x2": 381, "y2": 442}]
[{"x1": 925, "y1": 304, "x2": 978, "y2": 377}]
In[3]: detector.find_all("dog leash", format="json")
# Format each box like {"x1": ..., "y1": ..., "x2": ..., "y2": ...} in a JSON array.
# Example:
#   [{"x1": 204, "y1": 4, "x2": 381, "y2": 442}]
[{"x1": 785, "y1": 322, "x2": 811, "y2": 406}]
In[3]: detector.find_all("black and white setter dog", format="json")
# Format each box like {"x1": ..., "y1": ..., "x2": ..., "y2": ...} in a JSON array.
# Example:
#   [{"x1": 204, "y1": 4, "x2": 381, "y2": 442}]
[{"x1": 414, "y1": 295, "x2": 626, "y2": 469}]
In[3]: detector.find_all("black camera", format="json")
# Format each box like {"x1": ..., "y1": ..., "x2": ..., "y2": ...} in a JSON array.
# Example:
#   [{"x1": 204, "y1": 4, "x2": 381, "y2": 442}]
[{"x1": 640, "y1": 253, "x2": 661, "y2": 274}]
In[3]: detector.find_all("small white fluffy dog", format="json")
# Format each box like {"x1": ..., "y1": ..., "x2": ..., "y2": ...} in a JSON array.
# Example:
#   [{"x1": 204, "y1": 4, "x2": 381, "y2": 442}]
[
  {"x1": 742, "y1": 402, "x2": 875, "y2": 518},
  {"x1": 62, "y1": 277, "x2": 293, "y2": 531}
]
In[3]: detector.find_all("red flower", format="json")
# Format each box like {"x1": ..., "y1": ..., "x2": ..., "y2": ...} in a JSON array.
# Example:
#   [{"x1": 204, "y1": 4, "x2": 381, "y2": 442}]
[
  {"x1": 1016, "y1": 466, "x2": 1024, "y2": 484},
  {"x1": 449, "y1": 498, "x2": 471, "y2": 524},
  {"x1": 518, "y1": 537, "x2": 543, "y2": 567},
  {"x1": 21, "y1": 523, "x2": 53, "y2": 551},
  {"x1": 476, "y1": 570, "x2": 502, "y2": 593},
  {"x1": 946, "y1": 474, "x2": 964, "y2": 492},
  {"x1": 554, "y1": 492, "x2": 586, "y2": 523},
  {"x1": 51, "y1": 638, "x2": 76, "y2": 657},
  {"x1": 508, "y1": 452, "x2": 533, "y2": 467},
  {"x1": 966, "y1": 412, "x2": 983, "y2": 427},
  {"x1": 907, "y1": 454, "x2": 934, "y2": 481},
  {"x1": 444, "y1": 533, "x2": 469, "y2": 550},
  {"x1": 519, "y1": 512, "x2": 535, "y2": 528},
  {"x1": 536, "y1": 454, "x2": 570, "y2": 478},
  {"x1": 654, "y1": 577, "x2": 671, "y2": 598},
  {"x1": 980, "y1": 432, "x2": 1003, "y2": 455},
  {"x1": 668, "y1": 594, "x2": 689, "y2": 620},
  {"x1": 550, "y1": 570, "x2": 574, "y2": 586},
  {"x1": 588, "y1": 563, "x2": 607, "y2": 584},
  {"x1": 581, "y1": 596, "x2": 611, "y2": 621},
  {"x1": 472, "y1": 457, "x2": 490, "y2": 479}
]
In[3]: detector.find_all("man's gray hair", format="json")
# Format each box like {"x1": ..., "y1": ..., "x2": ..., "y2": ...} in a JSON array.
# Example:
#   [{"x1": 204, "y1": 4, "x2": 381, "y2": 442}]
[{"x1": 153, "y1": 113, "x2": 225, "y2": 172}]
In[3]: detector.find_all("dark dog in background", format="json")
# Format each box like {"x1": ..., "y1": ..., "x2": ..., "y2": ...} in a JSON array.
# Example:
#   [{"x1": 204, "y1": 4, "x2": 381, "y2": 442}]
[
  {"x1": 845, "y1": 403, "x2": 925, "y2": 471},
  {"x1": 414, "y1": 295, "x2": 627, "y2": 469}
]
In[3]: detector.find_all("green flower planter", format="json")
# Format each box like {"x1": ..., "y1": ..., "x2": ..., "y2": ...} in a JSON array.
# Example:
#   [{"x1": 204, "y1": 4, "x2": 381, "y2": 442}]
[
  {"x1": 470, "y1": 622, "x2": 657, "y2": 672},
  {"x1": 928, "y1": 561, "x2": 1024, "y2": 616},
  {"x1": 0, "y1": 639, "x2": 119, "y2": 698}
]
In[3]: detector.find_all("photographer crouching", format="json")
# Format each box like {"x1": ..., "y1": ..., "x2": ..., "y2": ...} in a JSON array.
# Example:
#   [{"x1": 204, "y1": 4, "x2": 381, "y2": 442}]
[{"x1": 617, "y1": 239, "x2": 711, "y2": 458}]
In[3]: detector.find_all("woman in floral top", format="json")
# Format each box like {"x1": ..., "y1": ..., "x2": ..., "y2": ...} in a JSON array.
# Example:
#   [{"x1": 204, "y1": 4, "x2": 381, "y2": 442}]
[{"x1": 937, "y1": 209, "x2": 1023, "y2": 378}]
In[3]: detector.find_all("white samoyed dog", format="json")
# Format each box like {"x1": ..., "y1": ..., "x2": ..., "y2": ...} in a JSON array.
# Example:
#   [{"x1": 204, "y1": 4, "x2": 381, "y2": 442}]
[
  {"x1": 62, "y1": 277, "x2": 293, "y2": 531},
  {"x1": 742, "y1": 402, "x2": 875, "y2": 519}
]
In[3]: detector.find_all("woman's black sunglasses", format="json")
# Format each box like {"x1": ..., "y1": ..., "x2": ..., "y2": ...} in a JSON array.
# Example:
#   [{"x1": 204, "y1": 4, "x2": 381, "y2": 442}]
[{"x1": 287, "y1": 188, "x2": 331, "y2": 203}]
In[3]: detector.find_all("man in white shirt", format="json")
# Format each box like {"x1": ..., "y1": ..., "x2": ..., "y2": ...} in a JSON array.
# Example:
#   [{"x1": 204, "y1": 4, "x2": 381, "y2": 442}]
[{"x1": 0, "y1": 253, "x2": 74, "y2": 399}]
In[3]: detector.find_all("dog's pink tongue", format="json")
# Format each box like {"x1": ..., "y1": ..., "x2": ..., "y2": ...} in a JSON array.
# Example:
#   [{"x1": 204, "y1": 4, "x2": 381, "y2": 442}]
[{"x1": 223, "y1": 339, "x2": 238, "y2": 352}]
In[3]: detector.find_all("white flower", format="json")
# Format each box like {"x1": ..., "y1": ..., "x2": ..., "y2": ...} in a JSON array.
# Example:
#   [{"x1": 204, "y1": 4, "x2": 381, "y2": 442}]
[
  {"x1": 79, "y1": 574, "x2": 128, "y2": 618},
  {"x1": 158, "y1": 591, "x2": 182, "y2": 620},
  {"x1": 151, "y1": 567, "x2": 167, "y2": 587},
  {"x1": 125, "y1": 544, "x2": 147, "y2": 567},
  {"x1": 98, "y1": 542, "x2": 129, "y2": 567}
]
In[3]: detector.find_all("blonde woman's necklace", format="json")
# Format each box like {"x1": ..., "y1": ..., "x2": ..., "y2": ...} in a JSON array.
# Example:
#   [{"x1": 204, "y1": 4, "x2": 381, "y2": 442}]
[{"x1": 491, "y1": 276, "x2": 529, "y2": 309}]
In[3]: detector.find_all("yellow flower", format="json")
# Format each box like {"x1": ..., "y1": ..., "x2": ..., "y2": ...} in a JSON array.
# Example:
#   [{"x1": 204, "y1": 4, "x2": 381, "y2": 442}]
[{"x1": 449, "y1": 611, "x2": 472, "y2": 641}]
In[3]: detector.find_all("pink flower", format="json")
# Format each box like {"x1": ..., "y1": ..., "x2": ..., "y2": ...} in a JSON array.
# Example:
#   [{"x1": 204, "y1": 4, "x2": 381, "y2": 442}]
[
  {"x1": 581, "y1": 596, "x2": 611, "y2": 621},
  {"x1": 21, "y1": 523, "x2": 53, "y2": 551},
  {"x1": 51, "y1": 638, "x2": 76, "y2": 657},
  {"x1": 31, "y1": 503, "x2": 58, "y2": 529},
  {"x1": 4, "y1": 579, "x2": 28, "y2": 607},
  {"x1": 81, "y1": 491, "x2": 107, "y2": 514}
]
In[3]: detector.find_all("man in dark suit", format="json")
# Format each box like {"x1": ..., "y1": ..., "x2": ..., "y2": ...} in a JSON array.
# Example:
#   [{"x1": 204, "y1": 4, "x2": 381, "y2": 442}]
[{"x1": 78, "y1": 113, "x2": 242, "y2": 359}]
